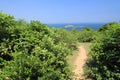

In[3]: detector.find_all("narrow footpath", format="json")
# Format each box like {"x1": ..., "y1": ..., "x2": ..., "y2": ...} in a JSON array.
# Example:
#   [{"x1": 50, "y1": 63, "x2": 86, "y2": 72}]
[{"x1": 72, "y1": 45, "x2": 87, "y2": 80}]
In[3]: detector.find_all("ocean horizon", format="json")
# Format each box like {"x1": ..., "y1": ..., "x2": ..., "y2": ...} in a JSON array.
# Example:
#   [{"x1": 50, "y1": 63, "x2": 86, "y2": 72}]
[{"x1": 47, "y1": 23, "x2": 106, "y2": 30}]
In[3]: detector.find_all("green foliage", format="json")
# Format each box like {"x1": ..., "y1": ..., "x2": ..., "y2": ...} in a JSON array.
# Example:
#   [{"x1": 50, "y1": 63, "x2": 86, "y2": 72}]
[
  {"x1": 0, "y1": 12, "x2": 73, "y2": 79},
  {"x1": 54, "y1": 28, "x2": 77, "y2": 50},
  {"x1": 98, "y1": 22, "x2": 120, "y2": 32},
  {"x1": 77, "y1": 27, "x2": 97, "y2": 42},
  {"x1": 85, "y1": 23, "x2": 120, "y2": 80},
  {"x1": 98, "y1": 22, "x2": 120, "y2": 38},
  {"x1": 2, "y1": 11, "x2": 120, "y2": 80},
  {"x1": 0, "y1": 11, "x2": 15, "y2": 42}
]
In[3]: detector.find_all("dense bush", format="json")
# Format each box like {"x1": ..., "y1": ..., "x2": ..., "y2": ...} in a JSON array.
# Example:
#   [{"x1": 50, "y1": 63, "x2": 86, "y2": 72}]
[
  {"x1": 98, "y1": 22, "x2": 120, "y2": 39},
  {"x1": 0, "y1": 12, "x2": 74, "y2": 80},
  {"x1": 54, "y1": 28, "x2": 77, "y2": 50},
  {"x1": 77, "y1": 27, "x2": 97, "y2": 42},
  {"x1": 98, "y1": 22, "x2": 120, "y2": 32},
  {"x1": 85, "y1": 22, "x2": 120, "y2": 80}
]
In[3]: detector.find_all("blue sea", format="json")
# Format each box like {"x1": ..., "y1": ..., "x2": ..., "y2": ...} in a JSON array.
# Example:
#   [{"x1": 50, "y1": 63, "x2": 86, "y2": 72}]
[{"x1": 47, "y1": 23, "x2": 106, "y2": 30}]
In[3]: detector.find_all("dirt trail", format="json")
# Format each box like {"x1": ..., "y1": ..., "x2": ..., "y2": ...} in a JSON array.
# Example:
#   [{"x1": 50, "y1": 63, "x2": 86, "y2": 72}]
[{"x1": 72, "y1": 45, "x2": 87, "y2": 80}]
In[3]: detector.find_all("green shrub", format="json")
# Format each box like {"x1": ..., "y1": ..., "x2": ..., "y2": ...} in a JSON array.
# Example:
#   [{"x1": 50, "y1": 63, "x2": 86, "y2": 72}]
[
  {"x1": 77, "y1": 27, "x2": 97, "y2": 42},
  {"x1": 85, "y1": 23, "x2": 120, "y2": 80},
  {"x1": 0, "y1": 12, "x2": 73, "y2": 80}
]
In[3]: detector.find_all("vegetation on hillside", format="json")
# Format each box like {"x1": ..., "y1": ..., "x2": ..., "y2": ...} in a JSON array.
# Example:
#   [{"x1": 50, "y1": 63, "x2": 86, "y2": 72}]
[
  {"x1": 85, "y1": 22, "x2": 120, "y2": 80},
  {"x1": 0, "y1": 11, "x2": 120, "y2": 80},
  {"x1": 0, "y1": 12, "x2": 77, "y2": 80}
]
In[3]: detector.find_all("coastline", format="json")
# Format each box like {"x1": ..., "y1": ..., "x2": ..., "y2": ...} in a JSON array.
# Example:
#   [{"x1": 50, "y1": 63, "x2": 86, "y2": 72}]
[{"x1": 47, "y1": 23, "x2": 106, "y2": 30}]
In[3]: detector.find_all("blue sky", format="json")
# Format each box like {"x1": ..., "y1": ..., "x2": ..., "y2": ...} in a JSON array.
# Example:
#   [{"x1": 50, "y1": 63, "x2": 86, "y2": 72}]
[{"x1": 0, "y1": 0, "x2": 120, "y2": 23}]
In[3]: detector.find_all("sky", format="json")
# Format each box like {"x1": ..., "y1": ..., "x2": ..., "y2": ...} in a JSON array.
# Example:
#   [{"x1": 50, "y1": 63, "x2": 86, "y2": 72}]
[{"x1": 0, "y1": 0, "x2": 120, "y2": 23}]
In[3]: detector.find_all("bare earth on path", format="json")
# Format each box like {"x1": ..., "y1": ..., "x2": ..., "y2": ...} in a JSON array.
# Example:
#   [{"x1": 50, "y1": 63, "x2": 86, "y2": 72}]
[{"x1": 72, "y1": 45, "x2": 87, "y2": 80}]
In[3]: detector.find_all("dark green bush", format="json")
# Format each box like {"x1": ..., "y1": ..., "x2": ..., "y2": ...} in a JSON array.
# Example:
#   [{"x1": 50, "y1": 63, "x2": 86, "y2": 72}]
[
  {"x1": 77, "y1": 27, "x2": 97, "y2": 42},
  {"x1": 0, "y1": 12, "x2": 73, "y2": 80},
  {"x1": 85, "y1": 23, "x2": 120, "y2": 80}
]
